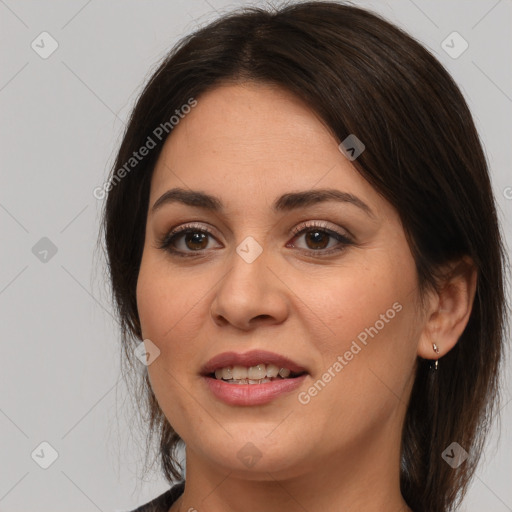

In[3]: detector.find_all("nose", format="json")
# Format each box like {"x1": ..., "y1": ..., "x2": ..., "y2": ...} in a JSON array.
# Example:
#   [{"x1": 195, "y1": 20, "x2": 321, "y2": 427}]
[{"x1": 210, "y1": 244, "x2": 290, "y2": 331}]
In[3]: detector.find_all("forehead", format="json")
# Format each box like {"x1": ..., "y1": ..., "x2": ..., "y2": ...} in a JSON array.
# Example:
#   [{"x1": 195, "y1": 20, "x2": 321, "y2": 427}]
[{"x1": 149, "y1": 82, "x2": 386, "y2": 218}]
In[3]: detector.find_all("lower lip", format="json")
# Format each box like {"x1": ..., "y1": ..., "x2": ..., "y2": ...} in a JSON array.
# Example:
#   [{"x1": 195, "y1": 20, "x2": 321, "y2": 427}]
[{"x1": 203, "y1": 374, "x2": 308, "y2": 406}]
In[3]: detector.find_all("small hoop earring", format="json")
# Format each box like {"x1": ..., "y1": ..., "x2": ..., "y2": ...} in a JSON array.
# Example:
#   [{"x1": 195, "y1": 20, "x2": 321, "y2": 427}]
[{"x1": 431, "y1": 343, "x2": 440, "y2": 371}]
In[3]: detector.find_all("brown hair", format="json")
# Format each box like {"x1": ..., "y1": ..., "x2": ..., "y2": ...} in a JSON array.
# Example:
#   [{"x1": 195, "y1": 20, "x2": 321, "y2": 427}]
[{"x1": 98, "y1": 2, "x2": 509, "y2": 510}]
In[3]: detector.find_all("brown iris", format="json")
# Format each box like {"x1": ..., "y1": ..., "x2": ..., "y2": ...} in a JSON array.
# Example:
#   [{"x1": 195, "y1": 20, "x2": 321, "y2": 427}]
[
  {"x1": 185, "y1": 232, "x2": 208, "y2": 250},
  {"x1": 305, "y1": 230, "x2": 330, "y2": 250}
]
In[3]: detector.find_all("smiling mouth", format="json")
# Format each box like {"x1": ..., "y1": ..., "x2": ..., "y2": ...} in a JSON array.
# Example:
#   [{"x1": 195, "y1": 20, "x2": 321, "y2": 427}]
[{"x1": 207, "y1": 363, "x2": 307, "y2": 384}]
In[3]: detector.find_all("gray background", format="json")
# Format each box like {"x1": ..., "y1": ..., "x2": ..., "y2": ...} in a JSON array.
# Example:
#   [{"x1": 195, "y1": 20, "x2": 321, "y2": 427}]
[{"x1": 0, "y1": 0, "x2": 511, "y2": 510}]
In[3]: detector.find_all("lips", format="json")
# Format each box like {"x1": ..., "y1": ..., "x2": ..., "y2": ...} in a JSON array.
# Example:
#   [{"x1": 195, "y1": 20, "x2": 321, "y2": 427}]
[{"x1": 200, "y1": 349, "x2": 309, "y2": 376}]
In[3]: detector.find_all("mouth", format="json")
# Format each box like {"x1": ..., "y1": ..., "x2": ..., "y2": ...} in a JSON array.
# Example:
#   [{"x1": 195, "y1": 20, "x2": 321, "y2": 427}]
[
  {"x1": 200, "y1": 349, "x2": 309, "y2": 381},
  {"x1": 207, "y1": 364, "x2": 307, "y2": 385},
  {"x1": 200, "y1": 349, "x2": 309, "y2": 405}
]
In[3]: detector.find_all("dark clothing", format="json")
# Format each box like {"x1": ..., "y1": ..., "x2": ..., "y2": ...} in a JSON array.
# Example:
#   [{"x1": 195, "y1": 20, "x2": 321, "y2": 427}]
[{"x1": 129, "y1": 481, "x2": 185, "y2": 512}]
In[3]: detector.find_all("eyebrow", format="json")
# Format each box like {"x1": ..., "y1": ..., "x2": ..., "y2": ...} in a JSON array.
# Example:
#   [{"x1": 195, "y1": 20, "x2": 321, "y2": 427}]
[{"x1": 151, "y1": 187, "x2": 375, "y2": 218}]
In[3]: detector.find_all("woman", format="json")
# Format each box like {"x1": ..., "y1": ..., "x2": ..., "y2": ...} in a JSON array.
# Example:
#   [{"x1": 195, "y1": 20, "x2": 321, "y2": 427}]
[{"x1": 100, "y1": 2, "x2": 509, "y2": 511}]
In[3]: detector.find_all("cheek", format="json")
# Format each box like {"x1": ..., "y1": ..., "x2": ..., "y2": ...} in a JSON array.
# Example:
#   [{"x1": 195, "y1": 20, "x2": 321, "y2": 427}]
[
  {"x1": 137, "y1": 252, "x2": 191, "y2": 337},
  {"x1": 135, "y1": 257, "x2": 204, "y2": 426},
  {"x1": 292, "y1": 261, "x2": 401, "y2": 344},
  {"x1": 136, "y1": 253, "x2": 210, "y2": 374},
  {"x1": 294, "y1": 247, "x2": 418, "y2": 386},
  {"x1": 136, "y1": 261, "x2": 169, "y2": 341}
]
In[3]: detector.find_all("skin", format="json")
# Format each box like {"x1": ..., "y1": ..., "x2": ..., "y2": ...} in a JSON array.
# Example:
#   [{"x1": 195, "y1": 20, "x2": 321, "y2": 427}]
[{"x1": 136, "y1": 82, "x2": 477, "y2": 512}]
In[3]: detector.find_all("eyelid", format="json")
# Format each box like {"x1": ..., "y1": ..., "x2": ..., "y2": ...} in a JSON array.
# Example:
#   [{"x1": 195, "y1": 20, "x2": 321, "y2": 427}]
[
  {"x1": 156, "y1": 221, "x2": 221, "y2": 249},
  {"x1": 164, "y1": 219, "x2": 350, "y2": 239},
  {"x1": 157, "y1": 219, "x2": 354, "y2": 257},
  {"x1": 286, "y1": 220, "x2": 354, "y2": 255},
  {"x1": 290, "y1": 219, "x2": 350, "y2": 238}
]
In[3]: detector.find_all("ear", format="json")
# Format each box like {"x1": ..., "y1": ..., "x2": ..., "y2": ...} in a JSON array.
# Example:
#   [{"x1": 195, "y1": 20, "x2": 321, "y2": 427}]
[{"x1": 417, "y1": 255, "x2": 478, "y2": 361}]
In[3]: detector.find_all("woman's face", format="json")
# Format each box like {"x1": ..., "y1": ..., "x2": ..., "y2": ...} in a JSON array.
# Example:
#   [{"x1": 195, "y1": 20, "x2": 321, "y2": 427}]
[{"x1": 136, "y1": 82, "x2": 429, "y2": 480}]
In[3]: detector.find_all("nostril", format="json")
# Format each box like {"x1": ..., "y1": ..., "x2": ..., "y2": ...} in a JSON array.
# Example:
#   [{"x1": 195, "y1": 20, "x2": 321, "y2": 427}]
[{"x1": 253, "y1": 314, "x2": 272, "y2": 322}]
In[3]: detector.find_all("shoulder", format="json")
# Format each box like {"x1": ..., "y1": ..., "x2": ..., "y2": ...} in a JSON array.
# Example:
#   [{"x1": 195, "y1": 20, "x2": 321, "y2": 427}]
[{"x1": 127, "y1": 481, "x2": 185, "y2": 512}]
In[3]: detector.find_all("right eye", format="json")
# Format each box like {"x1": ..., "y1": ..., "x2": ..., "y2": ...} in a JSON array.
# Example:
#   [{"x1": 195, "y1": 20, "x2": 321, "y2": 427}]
[{"x1": 157, "y1": 223, "x2": 222, "y2": 257}]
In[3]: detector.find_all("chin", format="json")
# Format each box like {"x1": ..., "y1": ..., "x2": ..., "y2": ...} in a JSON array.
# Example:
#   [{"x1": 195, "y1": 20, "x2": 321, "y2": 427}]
[{"x1": 189, "y1": 432, "x2": 312, "y2": 478}]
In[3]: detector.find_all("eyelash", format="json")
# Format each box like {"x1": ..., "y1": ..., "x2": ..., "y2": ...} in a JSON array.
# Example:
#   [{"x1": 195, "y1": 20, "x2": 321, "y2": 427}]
[{"x1": 156, "y1": 220, "x2": 353, "y2": 258}]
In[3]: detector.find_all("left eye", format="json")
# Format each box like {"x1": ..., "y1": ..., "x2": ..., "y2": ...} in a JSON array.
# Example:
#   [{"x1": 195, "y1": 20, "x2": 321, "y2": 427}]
[{"x1": 287, "y1": 224, "x2": 353, "y2": 253}]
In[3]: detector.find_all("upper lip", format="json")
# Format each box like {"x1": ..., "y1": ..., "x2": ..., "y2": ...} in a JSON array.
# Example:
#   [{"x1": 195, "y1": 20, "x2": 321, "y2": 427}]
[{"x1": 200, "y1": 349, "x2": 309, "y2": 376}]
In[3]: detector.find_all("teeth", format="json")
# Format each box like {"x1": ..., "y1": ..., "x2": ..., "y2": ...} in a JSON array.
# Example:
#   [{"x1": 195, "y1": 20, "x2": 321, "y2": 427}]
[
  {"x1": 266, "y1": 364, "x2": 279, "y2": 378},
  {"x1": 212, "y1": 363, "x2": 297, "y2": 382},
  {"x1": 278, "y1": 367, "x2": 291, "y2": 378},
  {"x1": 227, "y1": 378, "x2": 273, "y2": 385},
  {"x1": 232, "y1": 365, "x2": 248, "y2": 380},
  {"x1": 222, "y1": 367, "x2": 233, "y2": 380},
  {"x1": 248, "y1": 364, "x2": 266, "y2": 380}
]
